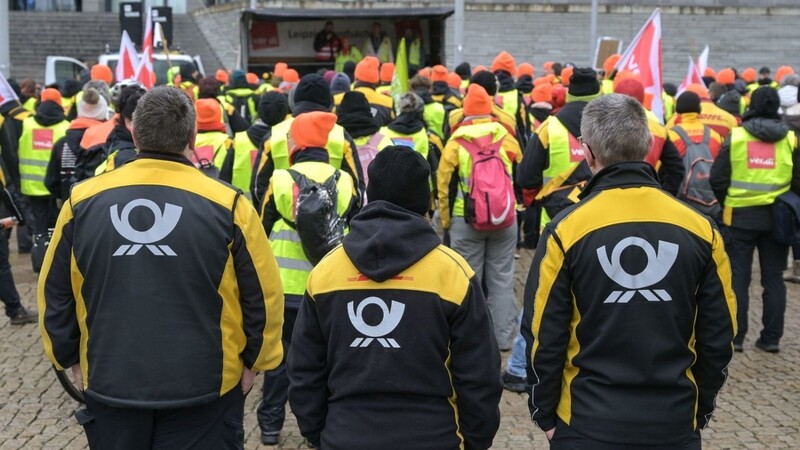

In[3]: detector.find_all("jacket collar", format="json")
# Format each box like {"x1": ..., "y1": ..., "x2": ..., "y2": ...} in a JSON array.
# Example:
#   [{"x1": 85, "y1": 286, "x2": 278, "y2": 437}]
[
  {"x1": 578, "y1": 161, "x2": 661, "y2": 200},
  {"x1": 135, "y1": 151, "x2": 195, "y2": 167}
]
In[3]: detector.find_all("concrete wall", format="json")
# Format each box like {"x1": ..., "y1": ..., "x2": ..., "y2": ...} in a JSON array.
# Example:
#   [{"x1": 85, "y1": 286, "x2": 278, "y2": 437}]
[{"x1": 195, "y1": 1, "x2": 800, "y2": 82}]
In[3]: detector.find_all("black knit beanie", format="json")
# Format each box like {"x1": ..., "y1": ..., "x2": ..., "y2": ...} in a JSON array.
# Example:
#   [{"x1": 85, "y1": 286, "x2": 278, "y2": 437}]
[
  {"x1": 746, "y1": 86, "x2": 781, "y2": 120},
  {"x1": 568, "y1": 68, "x2": 600, "y2": 97},
  {"x1": 469, "y1": 71, "x2": 499, "y2": 96},
  {"x1": 675, "y1": 91, "x2": 701, "y2": 114},
  {"x1": 455, "y1": 62, "x2": 472, "y2": 80},
  {"x1": 367, "y1": 146, "x2": 431, "y2": 216},
  {"x1": 258, "y1": 91, "x2": 289, "y2": 126},
  {"x1": 294, "y1": 74, "x2": 332, "y2": 109}
]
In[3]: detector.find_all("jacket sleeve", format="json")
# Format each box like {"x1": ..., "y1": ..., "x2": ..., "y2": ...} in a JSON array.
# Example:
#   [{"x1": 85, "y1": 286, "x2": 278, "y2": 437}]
[
  {"x1": 657, "y1": 138, "x2": 685, "y2": 196},
  {"x1": 710, "y1": 138, "x2": 732, "y2": 205},
  {"x1": 437, "y1": 140, "x2": 460, "y2": 229},
  {"x1": 517, "y1": 130, "x2": 550, "y2": 202},
  {"x1": 260, "y1": 183, "x2": 281, "y2": 233},
  {"x1": 38, "y1": 200, "x2": 79, "y2": 370},
  {"x1": 523, "y1": 224, "x2": 572, "y2": 432},
  {"x1": 692, "y1": 227, "x2": 736, "y2": 429},
  {"x1": 45, "y1": 139, "x2": 63, "y2": 196},
  {"x1": 231, "y1": 194, "x2": 284, "y2": 372},
  {"x1": 287, "y1": 292, "x2": 328, "y2": 448},
  {"x1": 792, "y1": 141, "x2": 800, "y2": 196},
  {"x1": 251, "y1": 132, "x2": 273, "y2": 206},
  {"x1": 219, "y1": 146, "x2": 234, "y2": 184},
  {"x1": 450, "y1": 277, "x2": 503, "y2": 450},
  {"x1": 228, "y1": 110, "x2": 250, "y2": 134}
]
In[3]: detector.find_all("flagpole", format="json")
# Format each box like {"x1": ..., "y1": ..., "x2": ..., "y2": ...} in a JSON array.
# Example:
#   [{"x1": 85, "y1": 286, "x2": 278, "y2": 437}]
[
  {"x1": 589, "y1": 0, "x2": 598, "y2": 66},
  {"x1": 453, "y1": 0, "x2": 465, "y2": 66},
  {"x1": 0, "y1": 0, "x2": 10, "y2": 79}
]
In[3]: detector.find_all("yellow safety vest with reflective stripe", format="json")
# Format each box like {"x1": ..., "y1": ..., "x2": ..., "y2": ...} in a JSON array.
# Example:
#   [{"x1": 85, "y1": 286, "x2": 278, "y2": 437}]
[
  {"x1": 496, "y1": 90, "x2": 520, "y2": 122},
  {"x1": 231, "y1": 131, "x2": 259, "y2": 199},
  {"x1": 409, "y1": 38, "x2": 422, "y2": 67},
  {"x1": 270, "y1": 118, "x2": 346, "y2": 170},
  {"x1": 544, "y1": 118, "x2": 582, "y2": 184},
  {"x1": 194, "y1": 131, "x2": 230, "y2": 170},
  {"x1": 271, "y1": 161, "x2": 353, "y2": 296},
  {"x1": 424, "y1": 102, "x2": 446, "y2": 140},
  {"x1": 449, "y1": 121, "x2": 512, "y2": 217},
  {"x1": 379, "y1": 126, "x2": 429, "y2": 160},
  {"x1": 22, "y1": 97, "x2": 37, "y2": 113},
  {"x1": 662, "y1": 92, "x2": 676, "y2": 121},
  {"x1": 376, "y1": 37, "x2": 393, "y2": 63},
  {"x1": 256, "y1": 83, "x2": 274, "y2": 95},
  {"x1": 724, "y1": 127, "x2": 795, "y2": 224},
  {"x1": 335, "y1": 47, "x2": 363, "y2": 73},
  {"x1": 225, "y1": 88, "x2": 257, "y2": 123},
  {"x1": 18, "y1": 117, "x2": 69, "y2": 196}
]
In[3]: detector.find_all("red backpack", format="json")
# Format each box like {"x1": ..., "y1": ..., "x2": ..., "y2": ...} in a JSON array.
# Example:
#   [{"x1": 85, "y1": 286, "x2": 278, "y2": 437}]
[{"x1": 456, "y1": 135, "x2": 516, "y2": 231}]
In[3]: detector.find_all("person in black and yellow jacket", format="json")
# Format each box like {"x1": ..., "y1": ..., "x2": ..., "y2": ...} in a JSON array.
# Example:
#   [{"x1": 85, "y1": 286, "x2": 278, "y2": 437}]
[
  {"x1": 710, "y1": 86, "x2": 800, "y2": 354},
  {"x1": 0, "y1": 96, "x2": 33, "y2": 189},
  {"x1": 448, "y1": 70, "x2": 518, "y2": 142},
  {"x1": 523, "y1": 94, "x2": 736, "y2": 450},
  {"x1": 492, "y1": 51, "x2": 528, "y2": 148},
  {"x1": 257, "y1": 111, "x2": 358, "y2": 446},
  {"x1": 225, "y1": 70, "x2": 259, "y2": 125},
  {"x1": 38, "y1": 86, "x2": 284, "y2": 449},
  {"x1": 288, "y1": 146, "x2": 502, "y2": 450},
  {"x1": 430, "y1": 65, "x2": 462, "y2": 112},
  {"x1": 252, "y1": 74, "x2": 363, "y2": 209},
  {"x1": 334, "y1": 56, "x2": 394, "y2": 127},
  {"x1": 220, "y1": 91, "x2": 289, "y2": 201}
]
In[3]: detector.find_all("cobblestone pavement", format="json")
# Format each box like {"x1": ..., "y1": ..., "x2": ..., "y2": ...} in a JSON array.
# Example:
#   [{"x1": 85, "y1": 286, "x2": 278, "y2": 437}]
[{"x1": 1, "y1": 247, "x2": 798, "y2": 449}]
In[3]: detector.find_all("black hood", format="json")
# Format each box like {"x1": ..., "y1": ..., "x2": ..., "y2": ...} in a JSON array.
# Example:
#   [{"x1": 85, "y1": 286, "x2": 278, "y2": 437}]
[
  {"x1": 35, "y1": 101, "x2": 66, "y2": 126},
  {"x1": 554, "y1": 101, "x2": 586, "y2": 137},
  {"x1": 716, "y1": 91, "x2": 741, "y2": 118},
  {"x1": 337, "y1": 106, "x2": 379, "y2": 139},
  {"x1": 414, "y1": 88, "x2": 435, "y2": 105},
  {"x1": 516, "y1": 75, "x2": 534, "y2": 94},
  {"x1": 107, "y1": 125, "x2": 136, "y2": 151},
  {"x1": 292, "y1": 101, "x2": 330, "y2": 117},
  {"x1": 388, "y1": 113, "x2": 425, "y2": 135},
  {"x1": 496, "y1": 71, "x2": 515, "y2": 93},
  {"x1": 343, "y1": 201, "x2": 440, "y2": 282},
  {"x1": 431, "y1": 81, "x2": 451, "y2": 97},
  {"x1": 743, "y1": 117, "x2": 789, "y2": 142},
  {"x1": 246, "y1": 123, "x2": 271, "y2": 149}
]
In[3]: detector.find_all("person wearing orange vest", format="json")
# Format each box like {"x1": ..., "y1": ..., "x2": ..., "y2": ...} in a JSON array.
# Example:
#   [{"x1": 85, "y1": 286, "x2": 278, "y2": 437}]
[
  {"x1": 18, "y1": 88, "x2": 69, "y2": 236},
  {"x1": 710, "y1": 87, "x2": 800, "y2": 353},
  {"x1": 220, "y1": 92, "x2": 289, "y2": 200},
  {"x1": 492, "y1": 51, "x2": 527, "y2": 147},
  {"x1": 667, "y1": 83, "x2": 740, "y2": 140},
  {"x1": 437, "y1": 84, "x2": 522, "y2": 350},
  {"x1": 614, "y1": 78, "x2": 684, "y2": 195},
  {"x1": 252, "y1": 74, "x2": 363, "y2": 208}
]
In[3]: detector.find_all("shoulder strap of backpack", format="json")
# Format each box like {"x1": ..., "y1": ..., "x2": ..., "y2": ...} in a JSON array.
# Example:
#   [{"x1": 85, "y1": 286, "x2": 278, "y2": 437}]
[
  {"x1": 699, "y1": 126, "x2": 711, "y2": 147},
  {"x1": 367, "y1": 132, "x2": 384, "y2": 148},
  {"x1": 671, "y1": 125, "x2": 693, "y2": 148}
]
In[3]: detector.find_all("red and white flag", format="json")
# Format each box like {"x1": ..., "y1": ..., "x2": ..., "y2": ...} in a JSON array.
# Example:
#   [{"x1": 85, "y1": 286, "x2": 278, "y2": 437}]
[
  {"x1": 678, "y1": 46, "x2": 709, "y2": 94},
  {"x1": 616, "y1": 8, "x2": 664, "y2": 122},
  {"x1": 116, "y1": 30, "x2": 140, "y2": 82},
  {"x1": 0, "y1": 71, "x2": 19, "y2": 108},
  {"x1": 134, "y1": 8, "x2": 155, "y2": 89}
]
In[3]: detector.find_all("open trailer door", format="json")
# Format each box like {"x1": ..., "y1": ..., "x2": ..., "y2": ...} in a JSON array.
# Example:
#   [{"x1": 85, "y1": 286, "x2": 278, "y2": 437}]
[{"x1": 240, "y1": 7, "x2": 454, "y2": 75}]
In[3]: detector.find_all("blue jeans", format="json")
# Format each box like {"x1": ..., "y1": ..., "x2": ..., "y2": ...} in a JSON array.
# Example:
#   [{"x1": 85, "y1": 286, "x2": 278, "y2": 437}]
[{"x1": 506, "y1": 312, "x2": 527, "y2": 378}]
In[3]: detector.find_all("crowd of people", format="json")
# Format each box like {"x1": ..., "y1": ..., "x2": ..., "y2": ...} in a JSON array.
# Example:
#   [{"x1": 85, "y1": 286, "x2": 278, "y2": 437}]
[{"x1": 0, "y1": 47, "x2": 796, "y2": 449}]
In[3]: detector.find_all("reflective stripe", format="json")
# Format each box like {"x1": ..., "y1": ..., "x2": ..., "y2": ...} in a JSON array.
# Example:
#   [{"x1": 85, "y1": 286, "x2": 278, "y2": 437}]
[
  {"x1": 270, "y1": 229, "x2": 301, "y2": 242},
  {"x1": 729, "y1": 180, "x2": 791, "y2": 192},
  {"x1": 19, "y1": 158, "x2": 49, "y2": 167},
  {"x1": 275, "y1": 256, "x2": 313, "y2": 272},
  {"x1": 20, "y1": 174, "x2": 45, "y2": 182}
]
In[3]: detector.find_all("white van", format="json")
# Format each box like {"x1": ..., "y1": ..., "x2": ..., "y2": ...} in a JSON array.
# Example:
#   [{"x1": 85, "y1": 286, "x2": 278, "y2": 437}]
[{"x1": 45, "y1": 52, "x2": 205, "y2": 86}]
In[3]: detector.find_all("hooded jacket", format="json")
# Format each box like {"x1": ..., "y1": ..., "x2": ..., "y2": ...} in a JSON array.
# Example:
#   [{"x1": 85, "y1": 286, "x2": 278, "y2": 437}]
[
  {"x1": 523, "y1": 162, "x2": 735, "y2": 445},
  {"x1": 287, "y1": 201, "x2": 502, "y2": 450},
  {"x1": 46, "y1": 118, "x2": 103, "y2": 201},
  {"x1": 0, "y1": 101, "x2": 32, "y2": 186},
  {"x1": 710, "y1": 117, "x2": 800, "y2": 230}
]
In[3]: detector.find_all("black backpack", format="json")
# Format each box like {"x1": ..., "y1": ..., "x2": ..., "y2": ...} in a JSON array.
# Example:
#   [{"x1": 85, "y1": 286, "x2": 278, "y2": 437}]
[
  {"x1": 74, "y1": 142, "x2": 111, "y2": 182},
  {"x1": 284, "y1": 169, "x2": 345, "y2": 265},
  {"x1": 674, "y1": 126, "x2": 721, "y2": 219}
]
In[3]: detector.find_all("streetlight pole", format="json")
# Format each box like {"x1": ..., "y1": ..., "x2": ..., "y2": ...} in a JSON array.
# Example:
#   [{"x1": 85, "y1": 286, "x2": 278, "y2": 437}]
[
  {"x1": 589, "y1": 0, "x2": 598, "y2": 67},
  {"x1": 0, "y1": 0, "x2": 11, "y2": 78},
  {"x1": 454, "y1": 0, "x2": 464, "y2": 66}
]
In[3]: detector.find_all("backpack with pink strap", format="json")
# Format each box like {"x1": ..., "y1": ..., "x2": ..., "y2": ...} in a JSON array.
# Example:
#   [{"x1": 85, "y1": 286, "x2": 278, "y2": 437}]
[{"x1": 455, "y1": 135, "x2": 516, "y2": 231}]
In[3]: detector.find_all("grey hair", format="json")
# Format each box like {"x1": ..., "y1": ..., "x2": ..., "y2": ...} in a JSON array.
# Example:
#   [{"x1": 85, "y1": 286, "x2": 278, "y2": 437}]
[
  {"x1": 780, "y1": 74, "x2": 800, "y2": 88},
  {"x1": 580, "y1": 94, "x2": 651, "y2": 166},
  {"x1": 132, "y1": 86, "x2": 196, "y2": 155}
]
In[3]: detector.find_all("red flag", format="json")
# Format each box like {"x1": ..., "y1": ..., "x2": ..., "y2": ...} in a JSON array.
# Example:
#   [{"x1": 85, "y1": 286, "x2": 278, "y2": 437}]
[
  {"x1": 616, "y1": 8, "x2": 663, "y2": 122},
  {"x1": 116, "y1": 30, "x2": 140, "y2": 82},
  {"x1": 678, "y1": 56, "x2": 705, "y2": 95},
  {"x1": 134, "y1": 9, "x2": 155, "y2": 89}
]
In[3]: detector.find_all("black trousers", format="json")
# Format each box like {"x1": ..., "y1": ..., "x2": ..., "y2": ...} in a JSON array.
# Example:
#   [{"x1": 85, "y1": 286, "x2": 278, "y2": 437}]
[
  {"x1": 78, "y1": 388, "x2": 246, "y2": 450},
  {"x1": 726, "y1": 227, "x2": 789, "y2": 345},
  {"x1": 549, "y1": 419, "x2": 701, "y2": 450},
  {"x1": 257, "y1": 307, "x2": 298, "y2": 432},
  {"x1": 25, "y1": 195, "x2": 54, "y2": 235},
  {"x1": 0, "y1": 230, "x2": 21, "y2": 317}
]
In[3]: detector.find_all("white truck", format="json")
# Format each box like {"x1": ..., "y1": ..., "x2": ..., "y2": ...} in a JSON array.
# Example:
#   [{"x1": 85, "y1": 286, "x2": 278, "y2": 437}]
[{"x1": 45, "y1": 52, "x2": 205, "y2": 86}]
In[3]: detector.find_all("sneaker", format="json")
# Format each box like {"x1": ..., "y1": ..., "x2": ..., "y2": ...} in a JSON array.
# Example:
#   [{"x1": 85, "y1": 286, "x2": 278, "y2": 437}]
[
  {"x1": 9, "y1": 306, "x2": 37, "y2": 325},
  {"x1": 261, "y1": 430, "x2": 280, "y2": 445},
  {"x1": 755, "y1": 339, "x2": 779, "y2": 353},
  {"x1": 501, "y1": 371, "x2": 528, "y2": 393},
  {"x1": 733, "y1": 343, "x2": 743, "y2": 353},
  {"x1": 514, "y1": 253, "x2": 521, "y2": 260}
]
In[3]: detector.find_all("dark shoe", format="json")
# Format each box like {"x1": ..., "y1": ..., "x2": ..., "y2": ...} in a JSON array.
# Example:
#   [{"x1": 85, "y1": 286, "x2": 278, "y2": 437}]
[
  {"x1": 261, "y1": 430, "x2": 280, "y2": 445},
  {"x1": 501, "y1": 371, "x2": 528, "y2": 393},
  {"x1": 9, "y1": 306, "x2": 37, "y2": 325},
  {"x1": 17, "y1": 248, "x2": 31, "y2": 255},
  {"x1": 733, "y1": 343, "x2": 743, "y2": 353},
  {"x1": 755, "y1": 339, "x2": 780, "y2": 353}
]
